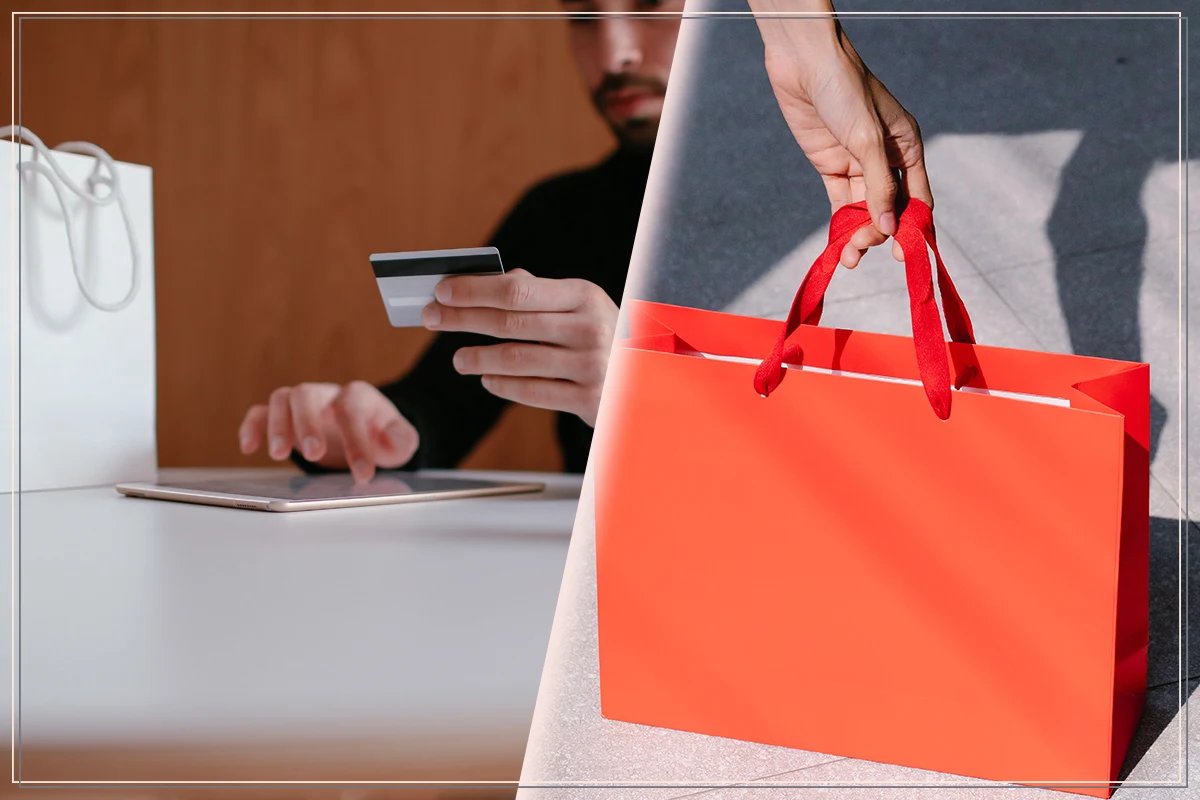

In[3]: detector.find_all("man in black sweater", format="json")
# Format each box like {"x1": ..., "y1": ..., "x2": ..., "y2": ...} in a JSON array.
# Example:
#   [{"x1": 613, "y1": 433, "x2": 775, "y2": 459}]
[
  {"x1": 238, "y1": 0, "x2": 683, "y2": 481},
  {"x1": 238, "y1": 0, "x2": 934, "y2": 481}
]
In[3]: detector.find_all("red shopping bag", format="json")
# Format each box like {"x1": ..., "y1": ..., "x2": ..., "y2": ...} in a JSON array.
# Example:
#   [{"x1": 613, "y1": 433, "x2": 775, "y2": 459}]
[{"x1": 594, "y1": 201, "x2": 1148, "y2": 797}]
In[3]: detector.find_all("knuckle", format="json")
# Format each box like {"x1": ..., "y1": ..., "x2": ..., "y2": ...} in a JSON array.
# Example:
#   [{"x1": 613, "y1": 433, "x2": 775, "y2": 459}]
[
  {"x1": 345, "y1": 381, "x2": 378, "y2": 405},
  {"x1": 502, "y1": 344, "x2": 526, "y2": 369},
  {"x1": 503, "y1": 276, "x2": 530, "y2": 307},
  {"x1": 848, "y1": 124, "x2": 885, "y2": 154},
  {"x1": 582, "y1": 352, "x2": 608, "y2": 384},
  {"x1": 501, "y1": 311, "x2": 524, "y2": 336},
  {"x1": 573, "y1": 279, "x2": 605, "y2": 311},
  {"x1": 564, "y1": 279, "x2": 591, "y2": 307},
  {"x1": 906, "y1": 113, "x2": 923, "y2": 140},
  {"x1": 329, "y1": 391, "x2": 350, "y2": 415},
  {"x1": 581, "y1": 319, "x2": 613, "y2": 351},
  {"x1": 908, "y1": 137, "x2": 926, "y2": 164},
  {"x1": 598, "y1": 320, "x2": 616, "y2": 349},
  {"x1": 291, "y1": 382, "x2": 318, "y2": 405}
]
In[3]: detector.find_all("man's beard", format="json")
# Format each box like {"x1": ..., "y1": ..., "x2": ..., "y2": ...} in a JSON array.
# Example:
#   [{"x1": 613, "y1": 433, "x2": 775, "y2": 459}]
[
  {"x1": 592, "y1": 72, "x2": 666, "y2": 153},
  {"x1": 613, "y1": 117, "x2": 658, "y2": 154}
]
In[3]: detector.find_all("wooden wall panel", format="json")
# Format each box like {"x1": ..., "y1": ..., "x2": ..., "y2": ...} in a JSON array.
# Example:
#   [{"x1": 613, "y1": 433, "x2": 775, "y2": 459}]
[{"x1": 4, "y1": 0, "x2": 614, "y2": 471}]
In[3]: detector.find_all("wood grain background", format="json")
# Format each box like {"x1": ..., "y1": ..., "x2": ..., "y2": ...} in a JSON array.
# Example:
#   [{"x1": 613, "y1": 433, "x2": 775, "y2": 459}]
[{"x1": 5, "y1": 0, "x2": 615, "y2": 471}]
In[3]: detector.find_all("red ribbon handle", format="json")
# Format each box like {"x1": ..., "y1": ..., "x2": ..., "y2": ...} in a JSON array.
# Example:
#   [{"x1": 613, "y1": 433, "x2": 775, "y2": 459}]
[{"x1": 752, "y1": 199, "x2": 976, "y2": 419}]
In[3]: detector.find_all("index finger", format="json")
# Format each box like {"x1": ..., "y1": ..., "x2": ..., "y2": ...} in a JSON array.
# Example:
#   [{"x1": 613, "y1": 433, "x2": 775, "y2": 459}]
[
  {"x1": 331, "y1": 385, "x2": 378, "y2": 483},
  {"x1": 900, "y1": 159, "x2": 934, "y2": 210},
  {"x1": 434, "y1": 270, "x2": 589, "y2": 312},
  {"x1": 821, "y1": 175, "x2": 854, "y2": 215}
]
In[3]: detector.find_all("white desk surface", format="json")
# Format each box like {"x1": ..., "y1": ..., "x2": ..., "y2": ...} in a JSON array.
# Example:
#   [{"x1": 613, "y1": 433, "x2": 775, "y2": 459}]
[{"x1": 2, "y1": 466, "x2": 579, "y2": 786}]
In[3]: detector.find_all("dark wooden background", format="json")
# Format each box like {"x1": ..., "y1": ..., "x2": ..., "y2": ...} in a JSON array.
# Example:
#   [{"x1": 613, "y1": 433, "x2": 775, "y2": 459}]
[{"x1": 6, "y1": 0, "x2": 615, "y2": 471}]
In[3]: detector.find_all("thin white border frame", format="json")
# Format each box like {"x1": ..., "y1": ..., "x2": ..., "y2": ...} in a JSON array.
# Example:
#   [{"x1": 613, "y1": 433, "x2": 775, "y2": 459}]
[{"x1": 6, "y1": 5, "x2": 1190, "y2": 793}]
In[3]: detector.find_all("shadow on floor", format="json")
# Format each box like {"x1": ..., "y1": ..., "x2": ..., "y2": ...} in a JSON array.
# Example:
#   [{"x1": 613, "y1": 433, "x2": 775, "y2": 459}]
[
  {"x1": 1117, "y1": 516, "x2": 1197, "y2": 781},
  {"x1": 1147, "y1": 517, "x2": 1198, "y2": 687}
]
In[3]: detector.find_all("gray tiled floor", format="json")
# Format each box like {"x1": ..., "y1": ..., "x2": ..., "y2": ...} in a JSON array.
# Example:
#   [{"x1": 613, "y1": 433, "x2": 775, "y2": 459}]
[
  {"x1": 673, "y1": 685, "x2": 1195, "y2": 800},
  {"x1": 724, "y1": 217, "x2": 985, "y2": 313},
  {"x1": 669, "y1": 680, "x2": 1197, "y2": 799},
  {"x1": 929, "y1": 145, "x2": 1192, "y2": 275},
  {"x1": 818, "y1": 258, "x2": 1045, "y2": 352},
  {"x1": 1148, "y1": 482, "x2": 1197, "y2": 690}
]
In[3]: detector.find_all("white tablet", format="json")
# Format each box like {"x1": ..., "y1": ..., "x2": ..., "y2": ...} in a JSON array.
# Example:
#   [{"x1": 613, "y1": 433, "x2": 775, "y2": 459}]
[{"x1": 116, "y1": 472, "x2": 545, "y2": 512}]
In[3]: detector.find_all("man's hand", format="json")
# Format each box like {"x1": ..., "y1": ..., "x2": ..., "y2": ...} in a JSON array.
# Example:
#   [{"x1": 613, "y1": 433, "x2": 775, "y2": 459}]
[
  {"x1": 238, "y1": 381, "x2": 419, "y2": 483},
  {"x1": 749, "y1": 0, "x2": 932, "y2": 269},
  {"x1": 421, "y1": 269, "x2": 617, "y2": 427}
]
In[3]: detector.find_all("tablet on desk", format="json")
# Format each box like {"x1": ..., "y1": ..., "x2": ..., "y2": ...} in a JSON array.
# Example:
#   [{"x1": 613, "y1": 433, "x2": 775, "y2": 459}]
[{"x1": 116, "y1": 472, "x2": 545, "y2": 512}]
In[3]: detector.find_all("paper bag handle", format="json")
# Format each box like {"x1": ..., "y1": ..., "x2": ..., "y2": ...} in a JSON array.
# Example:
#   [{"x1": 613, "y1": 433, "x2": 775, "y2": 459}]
[
  {"x1": 1, "y1": 125, "x2": 141, "y2": 313},
  {"x1": 753, "y1": 199, "x2": 976, "y2": 419}
]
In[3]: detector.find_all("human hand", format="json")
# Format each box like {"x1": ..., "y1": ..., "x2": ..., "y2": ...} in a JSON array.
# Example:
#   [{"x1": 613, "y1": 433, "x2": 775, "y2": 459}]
[
  {"x1": 748, "y1": 0, "x2": 932, "y2": 269},
  {"x1": 421, "y1": 269, "x2": 617, "y2": 427},
  {"x1": 238, "y1": 381, "x2": 419, "y2": 483}
]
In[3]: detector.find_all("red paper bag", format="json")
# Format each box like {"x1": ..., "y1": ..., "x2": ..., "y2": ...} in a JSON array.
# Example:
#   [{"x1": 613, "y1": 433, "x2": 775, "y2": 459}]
[{"x1": 594, "y1": 201, "x2": 1148, "y2": 797}]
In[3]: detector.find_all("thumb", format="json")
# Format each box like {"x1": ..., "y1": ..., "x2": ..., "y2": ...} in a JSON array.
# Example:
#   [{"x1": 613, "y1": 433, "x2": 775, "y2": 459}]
[{"x1": 847, "y1": 123, "x2": 898, "y2": 237}]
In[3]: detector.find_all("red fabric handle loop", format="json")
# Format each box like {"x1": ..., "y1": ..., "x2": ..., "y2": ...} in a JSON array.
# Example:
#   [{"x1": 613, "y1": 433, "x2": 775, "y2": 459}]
[{"x1": 752, "y1": 199, "x2": 976, "y2": 419}]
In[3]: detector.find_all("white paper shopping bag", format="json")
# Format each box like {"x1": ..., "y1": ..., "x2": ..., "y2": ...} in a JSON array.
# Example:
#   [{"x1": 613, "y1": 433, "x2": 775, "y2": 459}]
[{"x1": 0, "y1": 131, "x2": 157, "y2": 492}]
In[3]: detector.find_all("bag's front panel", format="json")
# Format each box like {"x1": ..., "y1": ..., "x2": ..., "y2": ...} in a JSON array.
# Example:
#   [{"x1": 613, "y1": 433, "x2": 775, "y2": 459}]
[{"x1": 596, "y1": 342, "x2": 1127, "y2": 793}]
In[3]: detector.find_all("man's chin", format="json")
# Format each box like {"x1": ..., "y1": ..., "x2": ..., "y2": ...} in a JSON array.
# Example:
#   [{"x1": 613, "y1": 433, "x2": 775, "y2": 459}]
[{"x1": 610, "y1": 117, "x2": 660, "y2": 153}]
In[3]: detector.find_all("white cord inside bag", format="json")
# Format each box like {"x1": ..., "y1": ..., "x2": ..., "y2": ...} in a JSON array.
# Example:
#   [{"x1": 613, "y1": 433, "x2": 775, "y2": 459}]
[{"x1": 2, "y1": 125, "x2": 140, "y2": 312}]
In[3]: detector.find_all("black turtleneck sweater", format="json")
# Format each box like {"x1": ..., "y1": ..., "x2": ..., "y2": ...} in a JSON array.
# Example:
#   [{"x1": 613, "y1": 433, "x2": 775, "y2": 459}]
[{"x1": 375, "y1": 147, "x2": 652, "y2": 474}]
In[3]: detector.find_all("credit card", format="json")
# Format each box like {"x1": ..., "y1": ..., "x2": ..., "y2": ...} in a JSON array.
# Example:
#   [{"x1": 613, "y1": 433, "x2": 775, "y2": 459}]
[{"x1": 370, "y1": 246, "x2": 505, "y2": 327}]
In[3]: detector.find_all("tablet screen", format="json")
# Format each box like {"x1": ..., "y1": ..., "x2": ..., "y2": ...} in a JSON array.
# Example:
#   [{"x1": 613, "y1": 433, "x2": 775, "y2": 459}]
[
  {"x1": 147, "y1": 472, "x2": 523, "y2": 502},
  {"x1": 118, "y1": 471, "x2": 544, "y2": 511}
]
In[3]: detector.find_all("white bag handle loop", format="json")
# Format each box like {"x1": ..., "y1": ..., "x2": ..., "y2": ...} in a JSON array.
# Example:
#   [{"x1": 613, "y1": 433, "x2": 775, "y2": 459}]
[{"x1": 2, "y1": 125, "x2": 140, "y2": 312}]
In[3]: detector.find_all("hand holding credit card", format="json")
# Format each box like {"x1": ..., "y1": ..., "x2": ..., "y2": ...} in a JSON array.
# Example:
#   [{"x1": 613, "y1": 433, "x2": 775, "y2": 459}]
[{"x1": 372, "y1": 247, "x2": 619, "y2": 427}]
